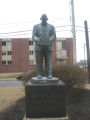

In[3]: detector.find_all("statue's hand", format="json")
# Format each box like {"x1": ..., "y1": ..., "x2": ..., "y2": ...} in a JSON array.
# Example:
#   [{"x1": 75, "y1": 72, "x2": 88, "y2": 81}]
[
  {"x1": 33, "y1": 36, "x2": 40, "y2": 41},
  {"x1": 35, "y1": 38, "x2": 40, "y2": 45},
  {"x1": 49, "y1": 37, "x2": 52, "y2": 45},
  {"x1": 36, "y1": 37, "x2": 40, "y2": 41}
]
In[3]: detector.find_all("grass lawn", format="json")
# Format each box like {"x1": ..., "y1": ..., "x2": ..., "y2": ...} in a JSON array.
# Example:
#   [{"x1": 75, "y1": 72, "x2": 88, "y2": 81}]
[
  {"x1": 0, "y1": 73, "x2": 22, "y2": 79},
  {"x1": 0, "y1": 87, "x2": 25, "y2": 112}
]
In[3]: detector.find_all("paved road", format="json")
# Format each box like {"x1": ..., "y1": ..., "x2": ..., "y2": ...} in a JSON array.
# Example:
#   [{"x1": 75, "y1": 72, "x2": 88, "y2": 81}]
[{"x1": 0, "y1": 79, "x2": 24, "y2": 88}]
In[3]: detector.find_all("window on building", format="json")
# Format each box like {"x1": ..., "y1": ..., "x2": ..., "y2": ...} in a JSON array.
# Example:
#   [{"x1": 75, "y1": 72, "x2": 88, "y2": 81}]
[
  {"x1": 56, "y1": 41, "x2": 61, "y2": 48},
  {"x1": 29, "y1": 60, "x2": 36, "y2": 65},
  {"x1": 7, "y1": 60, "x2": 12, "y2": 65},
  {"x1": 2, "y1": 41, "x2": 12, "y2": 46},
  {"x1": 29, "y1": 41, "x2": 33, "y2": 45},
  {"x1": 2, "y1": 60, "x2": 6, "y2": 65},
  {"x1": 2, "y1": 41, "x2": 6, "y2": 46},
  {"x1": 56, "y1": 50, "x2": 60, "y2": 57},
  {"x1": 2, "y1": 51, "x2": 6, "y2": 55},
  {"x1": 62, "y1": 41, "x2": 66, "y2": 50},
  {"x1": 7, "y1": 51, "x2": 12, "y2": 55},
  {"x1": 57, "y1": 60, "x2": 62, "y2": 65},
  {"x1": 29, "y1": 50, "x2": 34, "y2": 55},
  {"x1": 6, "y1": 41, "x2": 12, "y2": 46}
]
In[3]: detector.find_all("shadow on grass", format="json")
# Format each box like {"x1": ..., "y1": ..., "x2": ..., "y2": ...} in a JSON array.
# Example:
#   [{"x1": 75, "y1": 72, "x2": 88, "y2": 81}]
[{"x1": 0, "y1": 97, "x2": 25, "y2": 120}]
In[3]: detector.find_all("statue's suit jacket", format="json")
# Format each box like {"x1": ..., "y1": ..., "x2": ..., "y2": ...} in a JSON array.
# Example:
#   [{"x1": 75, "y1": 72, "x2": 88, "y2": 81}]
[{"x1": 32, "y1": 23, "x2": 56, "y2": 52}]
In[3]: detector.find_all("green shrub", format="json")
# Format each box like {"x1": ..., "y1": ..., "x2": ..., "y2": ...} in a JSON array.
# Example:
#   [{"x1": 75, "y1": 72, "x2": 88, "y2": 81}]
[{"x1": 22, "y1": 65, "x2": 87, "y2": 89}]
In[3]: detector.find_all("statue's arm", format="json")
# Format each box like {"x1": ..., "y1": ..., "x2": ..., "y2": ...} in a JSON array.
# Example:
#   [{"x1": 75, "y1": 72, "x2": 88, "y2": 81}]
[
  {"x1": 49, "y1": 26, "x2": 56, "y2": 42},
  {"x1": 32, "y1": 25, "x2": 40, "y2": 41}
]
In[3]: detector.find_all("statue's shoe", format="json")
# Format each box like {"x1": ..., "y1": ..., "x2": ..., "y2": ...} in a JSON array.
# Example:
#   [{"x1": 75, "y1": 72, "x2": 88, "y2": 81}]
[
  {"x1": 37, "y1": 75, "x2": 42, "y2": 79},
  {"x1": 47, "y1": 75, "x2": 52, "y2": 79}
]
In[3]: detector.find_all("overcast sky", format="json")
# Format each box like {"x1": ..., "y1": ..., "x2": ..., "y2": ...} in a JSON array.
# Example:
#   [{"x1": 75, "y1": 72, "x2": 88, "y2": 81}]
[{"x1": 0, "y1": 0, "x2": 90, "y2": 62}]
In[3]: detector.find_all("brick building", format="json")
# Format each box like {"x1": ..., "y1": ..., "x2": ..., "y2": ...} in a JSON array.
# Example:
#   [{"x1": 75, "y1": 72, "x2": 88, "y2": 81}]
[{"x1": 0, "y1": 38, "x2": 73, "y2": 73}]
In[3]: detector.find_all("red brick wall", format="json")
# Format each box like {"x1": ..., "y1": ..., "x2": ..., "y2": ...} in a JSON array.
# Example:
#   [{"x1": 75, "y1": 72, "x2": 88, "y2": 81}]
[
  {"x1": 20, "y1": 39, "x2": 29, "y2": 72},
  {"x1": 0, "y1": 39, "x2": 1, "y2": 66},
  {"x1": 52, "y1": 40, "x2": 57, "y2": 65},
  {"x1": 28, "y1": 65, "x2": 36, "y2": 72},
  {"x1": 12, "y1": 38, "x2": 33, "y2": 72},
  {"x1": 11, "y1": 39, "x2": 21, "y2": 72},
  {"x1": 66, "y1": 38, "x2": 73, "y2": 65},
  {"x1": 10, "y1": 38, "x2": 35, "y2": 72}
]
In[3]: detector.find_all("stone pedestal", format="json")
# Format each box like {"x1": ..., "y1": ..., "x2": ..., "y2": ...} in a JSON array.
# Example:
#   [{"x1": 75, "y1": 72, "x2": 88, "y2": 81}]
[{"x1": 25, "y1": 77, "x2": 66, "y2": 118}]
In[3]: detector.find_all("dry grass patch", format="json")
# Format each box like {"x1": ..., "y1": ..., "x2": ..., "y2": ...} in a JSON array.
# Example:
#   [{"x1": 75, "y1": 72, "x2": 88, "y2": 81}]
[
  {"x1": 0, "y1": 73, "x2": 22, "y2": 79},
  {"x1": 0, "y1": 87, "x2": 25, "y2": 112},
  {"x1": 84, "y1": 84, "x2": 90, "y2": 90}
]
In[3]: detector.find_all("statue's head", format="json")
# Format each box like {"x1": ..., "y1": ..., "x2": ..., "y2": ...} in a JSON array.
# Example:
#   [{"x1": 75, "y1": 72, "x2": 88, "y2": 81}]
[{"x1": 40, "y1": 14, "x2": 48, "y2": 24}]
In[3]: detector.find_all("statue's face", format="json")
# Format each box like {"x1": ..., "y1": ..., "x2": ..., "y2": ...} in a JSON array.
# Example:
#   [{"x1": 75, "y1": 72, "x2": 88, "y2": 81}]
[{"x1": 41, "y1": 14, "x2": 48, "y2": 24}]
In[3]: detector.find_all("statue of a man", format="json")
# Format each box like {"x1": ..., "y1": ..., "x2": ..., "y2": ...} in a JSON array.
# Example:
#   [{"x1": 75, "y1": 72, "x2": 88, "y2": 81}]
[{"x1": 32, "y1": 14, "x2": 56, "y2": 79}]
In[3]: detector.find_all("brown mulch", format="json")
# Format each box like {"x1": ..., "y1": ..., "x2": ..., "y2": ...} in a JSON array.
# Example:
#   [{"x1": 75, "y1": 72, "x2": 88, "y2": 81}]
[{"x1": 67, "y1": 85, "x2": 90, "y2": 120}]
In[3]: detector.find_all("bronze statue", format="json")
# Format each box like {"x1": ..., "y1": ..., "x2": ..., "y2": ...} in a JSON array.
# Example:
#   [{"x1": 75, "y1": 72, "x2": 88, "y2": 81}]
[{"x1": 32, "y1": 14, "x2": 56, "y2": 79}]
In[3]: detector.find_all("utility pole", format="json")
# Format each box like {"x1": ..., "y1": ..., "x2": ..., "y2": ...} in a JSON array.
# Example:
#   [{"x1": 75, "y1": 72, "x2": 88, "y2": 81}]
[
  {"x1": 84, "y1": 20, "x2": 90, "y2": 83},
  {"x1": 70, "y1": 0, "x2": 77, "y2": 64},
  {"x1": 84, "y1": 43, "x2": 86, "y2": 68}
]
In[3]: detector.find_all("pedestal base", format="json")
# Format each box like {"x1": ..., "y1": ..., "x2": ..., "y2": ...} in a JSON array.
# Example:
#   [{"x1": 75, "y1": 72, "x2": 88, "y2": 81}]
[
  {"x1": 25, "y1": 77, "x2": 66, "y2": 118},
  {"x1": 23, "y1": 115, "x2": 68, "y2": 120},
  {"x1": 31, "y1": 77, "x2": 59, "y2": 84}
]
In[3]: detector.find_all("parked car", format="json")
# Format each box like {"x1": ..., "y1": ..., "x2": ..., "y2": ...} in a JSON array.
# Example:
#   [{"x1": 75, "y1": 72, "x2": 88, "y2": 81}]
[{"x1": 16, "y1": 73, "x2": 25, "y2": 80}]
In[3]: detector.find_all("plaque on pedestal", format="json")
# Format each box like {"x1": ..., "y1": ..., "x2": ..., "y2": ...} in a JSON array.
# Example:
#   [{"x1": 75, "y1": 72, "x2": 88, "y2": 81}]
[{"x1": 25, "y1": 77, "x2": 66, "y2": 118}]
